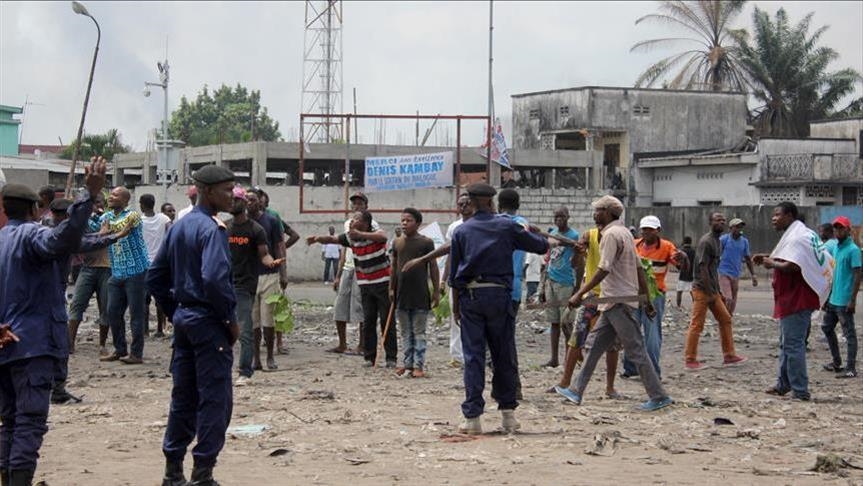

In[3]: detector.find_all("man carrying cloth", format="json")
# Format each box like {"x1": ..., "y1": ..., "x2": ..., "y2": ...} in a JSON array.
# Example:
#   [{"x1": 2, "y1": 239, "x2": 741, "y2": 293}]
[{"x1": 555, "y1": 195, "x2": 673, "y2": 412}]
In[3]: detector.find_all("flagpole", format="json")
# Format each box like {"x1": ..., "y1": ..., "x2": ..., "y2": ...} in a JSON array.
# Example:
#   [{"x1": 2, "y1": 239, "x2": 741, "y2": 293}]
[{"x1": 486, "y1": 0, "x2": 494, "y2": 183}]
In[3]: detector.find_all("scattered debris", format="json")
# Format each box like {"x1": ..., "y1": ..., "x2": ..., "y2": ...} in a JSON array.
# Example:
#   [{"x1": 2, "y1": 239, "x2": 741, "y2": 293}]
[{"x1": 713, "y1": 417, "x2": 734, "y2": 426}]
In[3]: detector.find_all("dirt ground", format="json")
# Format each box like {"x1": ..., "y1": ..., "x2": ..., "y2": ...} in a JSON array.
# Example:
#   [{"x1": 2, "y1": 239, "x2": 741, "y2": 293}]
[{"x1": 37, "y1": 289, "x2": 863, "y2": 485}]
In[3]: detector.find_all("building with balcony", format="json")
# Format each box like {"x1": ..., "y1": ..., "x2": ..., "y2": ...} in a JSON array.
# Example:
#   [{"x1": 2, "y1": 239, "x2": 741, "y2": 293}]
[{"x1": 510, "y1": 86, "x2": 748, "y2": 199}]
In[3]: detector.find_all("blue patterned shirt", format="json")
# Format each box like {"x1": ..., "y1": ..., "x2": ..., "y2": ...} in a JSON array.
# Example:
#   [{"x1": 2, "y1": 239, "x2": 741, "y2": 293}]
[{"x1": 101, "y1": 208, "x2": 150, "y2": 278}]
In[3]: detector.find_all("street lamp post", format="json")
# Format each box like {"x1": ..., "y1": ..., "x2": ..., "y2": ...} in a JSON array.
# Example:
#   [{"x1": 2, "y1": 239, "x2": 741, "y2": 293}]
[
  {"x1": 143, "y1": 57, "x2": 171, "y2": 185},
  {"x1": 65, "y1": 1, "x2": 100, "y2": 197}
]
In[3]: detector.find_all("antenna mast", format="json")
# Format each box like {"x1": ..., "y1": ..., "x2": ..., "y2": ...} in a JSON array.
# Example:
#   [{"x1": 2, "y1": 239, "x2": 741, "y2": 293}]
[{"x1": 302, "y1": 1, "x2": 343, "y2": 143}]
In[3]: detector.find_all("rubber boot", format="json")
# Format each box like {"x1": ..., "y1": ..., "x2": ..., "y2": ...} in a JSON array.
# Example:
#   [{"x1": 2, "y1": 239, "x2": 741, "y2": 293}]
[
  {"x1": 9, "y1": 469, "x2": 34, "y2": 486},
  {"x1": 501, "y1": 409, "x2": 521, "y2": 433},
  {"x1": 457, "y1": 416, "x2": 482, "y2": 435},
  {"x1": 189, "y1": 465, "x2": 219, "y2": 486},
  {"x1": 161, "y1": 460, "x2": 188, "y2": 486}
]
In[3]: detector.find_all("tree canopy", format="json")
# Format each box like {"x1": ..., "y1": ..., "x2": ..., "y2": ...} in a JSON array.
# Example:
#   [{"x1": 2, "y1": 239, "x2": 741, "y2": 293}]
[
  {"x1": 733, "y1": 7, "x2": 862, "y2": 137},
  {"x1": 632, "y1": 0, "x2": 749, "y2": 91},
  {"x1": 60, "y1": 128, "x2": 130, "y2": 160},
  {"x1": 169, "y1": 84, "x2": 282, "y2": 147}
]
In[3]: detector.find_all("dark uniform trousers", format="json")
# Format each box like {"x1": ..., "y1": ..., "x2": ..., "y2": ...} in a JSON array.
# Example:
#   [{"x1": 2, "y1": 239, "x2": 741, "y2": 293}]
[
  {"x1": 163, "y1": 308, "x2": 233, "y2": 468},
  {"x1": 459, "y1": 287, "x2": 519, "y2": 418},
  {"x1": 0, "y1": 357, "x2": 54, "y2": 471}
]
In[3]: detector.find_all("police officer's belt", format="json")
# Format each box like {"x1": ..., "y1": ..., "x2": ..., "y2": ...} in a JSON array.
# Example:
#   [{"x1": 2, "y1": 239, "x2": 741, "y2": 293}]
[{"x1": 465, "y1": 281, "x2": 506, "y2": 289}]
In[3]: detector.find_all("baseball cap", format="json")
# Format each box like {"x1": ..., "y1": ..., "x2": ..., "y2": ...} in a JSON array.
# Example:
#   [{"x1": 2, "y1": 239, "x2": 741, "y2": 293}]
[
  {"x1": 729, "y1": 218, "x2": 745, "y2": 227},
  {"x1": 832, "y1": 216, "x2": 852, "y2": 229},
  {"x1": 349, "y1": 191, "x2": 368, "y2": 203},
  {"x1": 232, "y1": 186, "x2": 247, "y2": 199},
  {"x1": 639, "y1": 215, "x2": 661, "y2": 229}
]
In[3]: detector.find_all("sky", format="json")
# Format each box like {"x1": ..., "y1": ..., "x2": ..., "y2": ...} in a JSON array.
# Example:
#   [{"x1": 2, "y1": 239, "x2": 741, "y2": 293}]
[{"x1": 1, "y1": 1, "x2": 861, "y2": 151}]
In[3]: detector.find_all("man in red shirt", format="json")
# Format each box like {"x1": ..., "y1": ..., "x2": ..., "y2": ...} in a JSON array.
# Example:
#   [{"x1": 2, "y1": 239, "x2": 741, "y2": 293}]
[{"x1": 754, "y1": 202, "x2": 822, "y2": 401}]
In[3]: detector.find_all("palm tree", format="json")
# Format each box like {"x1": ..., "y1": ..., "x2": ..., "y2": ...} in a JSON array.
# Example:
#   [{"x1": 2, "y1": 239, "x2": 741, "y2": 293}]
[
  {"x1": 61, "y1": 129, "x2": 130, "y2": 160},
  {"x1": 632, "y1": 0, "x2": 749, "y2": 92},
  {"x1": 734, "y1": 8, "x2": 861, "y2": 137}
]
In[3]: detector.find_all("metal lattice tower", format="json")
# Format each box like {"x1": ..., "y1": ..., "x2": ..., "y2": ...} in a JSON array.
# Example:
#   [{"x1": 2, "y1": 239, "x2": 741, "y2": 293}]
[{"x1": 302, "y1": 0, "x2": 343, "y2": 143}]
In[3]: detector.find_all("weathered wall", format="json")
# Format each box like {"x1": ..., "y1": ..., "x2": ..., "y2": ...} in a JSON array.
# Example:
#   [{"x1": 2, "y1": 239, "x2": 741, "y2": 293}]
[
  {"x1": 758, "y1": 138, "x2": 856, "y2": 155},
  {"x1": 651, "y1": 163, "x2": 760, "y2": 206},
  {"x1": 626, "y1": 205, "x2": 863, "y2": 254},
  {"x1": 809, "y1": 118, "x2": 863, "y2": 155}
]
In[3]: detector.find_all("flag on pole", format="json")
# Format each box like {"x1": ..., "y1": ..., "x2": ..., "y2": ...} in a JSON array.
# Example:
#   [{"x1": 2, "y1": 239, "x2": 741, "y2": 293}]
[{"x1": 479, "y1": 117, "x2": 511, "y2": 169}]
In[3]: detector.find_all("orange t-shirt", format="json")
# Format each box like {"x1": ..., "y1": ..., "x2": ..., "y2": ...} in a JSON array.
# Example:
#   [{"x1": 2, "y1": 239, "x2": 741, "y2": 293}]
[{"x1": 634, "y1": 238, "x2": 678, "y2": 293}]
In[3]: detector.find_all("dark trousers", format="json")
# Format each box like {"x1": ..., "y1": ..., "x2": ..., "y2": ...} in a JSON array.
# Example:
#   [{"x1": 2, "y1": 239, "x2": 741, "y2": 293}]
[
  {"x1": 360, "y1": 282, "x2": 396, "y2": 363},
  {"x1": 323, "y1": 258, "x2": 339, "y2": 281},
  {"x1": 0, "y1": 357, "x2": 54, "y2": 472},
  {"x1": 163, "y1": 309, "x2": 233, "y2": 468},
  {"x1": 822, "y1": 303, "x2": 858, "y2": 372},
  {"x1": 459, "y1": 288, "x2": 518, "y2": 418}
]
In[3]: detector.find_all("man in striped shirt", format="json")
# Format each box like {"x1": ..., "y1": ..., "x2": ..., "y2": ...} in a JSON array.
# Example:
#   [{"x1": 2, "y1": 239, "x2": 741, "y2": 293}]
[{"x1": 307, "y1": 211, "x2": 396, "y2": 367}]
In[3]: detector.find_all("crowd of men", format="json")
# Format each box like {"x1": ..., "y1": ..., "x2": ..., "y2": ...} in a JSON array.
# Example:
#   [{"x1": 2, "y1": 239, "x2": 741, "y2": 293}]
[{"x1": 0, "y1": 158, "x2": 859, "y2": 485}]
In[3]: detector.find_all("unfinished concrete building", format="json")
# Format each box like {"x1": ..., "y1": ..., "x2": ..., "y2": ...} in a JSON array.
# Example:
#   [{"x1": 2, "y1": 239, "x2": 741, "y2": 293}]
[{"x1": 510, "y1": 86, "x2": 748, "y2": 202}]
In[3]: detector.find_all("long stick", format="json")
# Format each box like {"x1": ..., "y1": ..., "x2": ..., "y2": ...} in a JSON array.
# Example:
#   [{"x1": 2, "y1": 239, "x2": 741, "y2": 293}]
[{"x1": 374, "y1": 301, "x2": 396, "y2": 368}]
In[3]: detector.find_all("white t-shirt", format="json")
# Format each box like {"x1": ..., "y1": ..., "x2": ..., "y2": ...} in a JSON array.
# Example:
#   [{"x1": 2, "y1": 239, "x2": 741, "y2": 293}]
[
  {"x1": 323, "y1": 243, "x2": 341, "y2": 259},
  {"x1": 445, "y1": 217, "x2": 463, "y2": 242},
  {"x1": 141, "y1": 212, "x2": 171, "y2": 262},
  {"x1": 525, "y1": 252, "x2": 542, "y2": 283},
  {"x1": 176, "y1": 204, "x2": 194, "y2": 221}
]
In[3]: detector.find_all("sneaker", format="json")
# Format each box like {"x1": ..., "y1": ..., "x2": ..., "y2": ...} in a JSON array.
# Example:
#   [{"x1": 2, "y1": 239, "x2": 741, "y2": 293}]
[
  {"x1": 266, "y1": 357, "x2": 278, "y2": 371},
  {"x1": 685, "y1": 361, "x2": 706, "y2": 371},
  {"x1": 822, "y1": 363, "x2": 844, "y2": 372},
  {"x1": 553, "y1": 385, "x2": 582, "y2": 405},
  {"x1": 120, "y1": 355, "x2": 143, "y2": 365},
  {"x1": 836, "y1": 370, "x2": 858, "y2": 379},
  {"x1": 639, "y1": 396, "x2": 674, "y2": 412},
  {"x1": 235, "y1": 375, "x2": 251, "y2": 387},
  {"x1": 791, "y1": 392, "x2": 811, "y2": 402},
  {"x1": 458, "y1": 416, "x2": 482, "y2": 435},
  {"x1": 99, "y1": 352, "x2": 127, "y2": 362},
  {"x1": 501, "y1": 410, "x2": 520, "y2": 433},
  {"x1": 723, "y1": 355, "x2": 748, "y2": 366},
  {"x1": 764, "y1": 386, "x2": 789, "y2": 396},
  {"x1": 385, "y1": 360, "x2": 397, "y2": 369}
]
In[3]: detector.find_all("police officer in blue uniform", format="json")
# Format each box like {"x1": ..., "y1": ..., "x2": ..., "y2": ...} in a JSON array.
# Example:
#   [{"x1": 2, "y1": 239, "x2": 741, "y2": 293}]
[
  {"x1": 0, "y1": 157, "x2": 108, "y2": 486},
  {"x1": 448, "y1": 183, "x2": 549, "y2": 435},
  {"x1": 147, "y1": 165, "x2": 238, "y2": 486}
]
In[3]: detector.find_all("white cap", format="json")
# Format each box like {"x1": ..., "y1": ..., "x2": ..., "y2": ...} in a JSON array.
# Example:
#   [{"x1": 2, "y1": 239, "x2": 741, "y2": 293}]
[{"x1": 639, "y1": 215, "x2": 661, "y2": 229}]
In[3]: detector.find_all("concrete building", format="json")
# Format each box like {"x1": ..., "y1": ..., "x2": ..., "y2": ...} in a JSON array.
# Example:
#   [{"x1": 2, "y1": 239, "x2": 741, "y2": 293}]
[
  {"x1": 0, "y1": 105, "x2": 23, "y2": 156},
  {"x1": 809, "y1": 117, "x2": 863, "y2": 157},
  {"x1": 510, "y1": 86, "x2": 748, "y2": 200}
]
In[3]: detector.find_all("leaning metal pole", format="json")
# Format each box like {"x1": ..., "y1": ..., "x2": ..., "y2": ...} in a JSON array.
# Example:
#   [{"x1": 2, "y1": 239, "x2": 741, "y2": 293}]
[{"x1": 66, "y1": 14, "x2": 101, "y2": 197}]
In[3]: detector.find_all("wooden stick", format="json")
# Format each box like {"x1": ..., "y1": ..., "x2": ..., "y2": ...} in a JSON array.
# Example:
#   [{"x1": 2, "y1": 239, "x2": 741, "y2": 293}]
[{"x1": 374, "y1": 301, "x2": 397, "y2": 368}]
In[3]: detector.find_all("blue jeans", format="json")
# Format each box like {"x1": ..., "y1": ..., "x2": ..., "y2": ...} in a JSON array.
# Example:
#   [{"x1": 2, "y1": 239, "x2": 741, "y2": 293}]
[
  {"x1": 777, "y1": 310, "x2": 812, "y2": 398},
  {"x1": 68, "y1": 266, "x2": 111, "y2": 322},
  {"x1": 107, "y1": 271, "x2": 147, "y2": 358},
  {"x1": 623, "y1": 294, "x2": 665, "y2": 378},
  {"x1": 822, "y1": 304, "x2": 857, "y2": 372},
  {"x1": 397, "y1": 309, "x2": 429, "y2": 370},
  {"x1": 525, "y1": 281, "x2": 538, "y2": 302},
  {"x1": 235, "y1": 289, "x2": 254, "y2": 378},
  {"x1": 323, "y1": 258, "x2": 339, "y2": 282}
]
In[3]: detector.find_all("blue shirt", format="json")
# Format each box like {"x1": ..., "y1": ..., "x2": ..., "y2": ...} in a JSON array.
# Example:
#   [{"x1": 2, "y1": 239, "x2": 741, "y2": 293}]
[
  {"x1": 829, "y1": 237, "x2": 862, "y2": 307},
  {"x1": 547, "y1": 227, "x2": 579, "y2": 286},
  {"x1": 718, "y1": 233, "x2": 750, "y2": 278},
  {"x1": 146, "y1": 206, "x2": 237, "y2": 326},
  {"x1": 0, "y1": 192, "x2": 94, "y2": 365},
  {"x1": 448, "y1": 211, "x2": 549, "y2": 290},
  {"x1": 101, "y1": 208, "x2": 150, "y2": 278},
  {"x1": 502, "y1": 213, "x2": 529, "y2": 302}
]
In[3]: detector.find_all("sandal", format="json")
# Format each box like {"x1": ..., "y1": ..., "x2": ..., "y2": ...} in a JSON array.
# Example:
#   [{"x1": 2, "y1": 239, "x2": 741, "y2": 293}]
[{"x1": 411, "y1": 369, "x2": 426, "y2": 378}]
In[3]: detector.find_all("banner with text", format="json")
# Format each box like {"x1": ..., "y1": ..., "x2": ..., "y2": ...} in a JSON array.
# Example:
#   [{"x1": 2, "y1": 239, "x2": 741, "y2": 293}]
[{"x1": 364, "y1": 151, "x2": 453, "y2": 193}]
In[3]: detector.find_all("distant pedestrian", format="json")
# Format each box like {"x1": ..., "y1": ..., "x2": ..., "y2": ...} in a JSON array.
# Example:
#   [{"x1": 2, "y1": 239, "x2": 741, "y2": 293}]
[
  {"x1": 524, "y1": 252, "x2": 542, "y2": 303},
  {"x1": 818, "y1": 223, "x2": 838, "y2": 254},
  {"x1": 161, "y1": 202, "x2": 176, "y2": 222},
  {"x1": 820, "y1": 216, "x2": 860, "y2": 379},
  {"x1": 147, "y1": 164, "x2": 239, "y2": 486},
  {"x1": 175, "y1": 186, "x2": 197, "y2": 221},
  {"x1": 754, "y1": 202, "x2": 834, "y2": 401},
  {"x1": 442, "y1": 194, "x2": 475, "y2": 367},
  {"x1": 140, "y1": 193, "x2": 171, "y2": 337},
  {"x1": 718, "y1": 218, "x2": 757, "y2": 316},
  {"x1": 684, "y1": 212, "x2": 747, "y2": 370},
  {"x1": 321, "y1": 226, "x2": 340, "y2": 283},
  {"x1": 675, "y1": 236, "x2": 696, "y2": 309}
]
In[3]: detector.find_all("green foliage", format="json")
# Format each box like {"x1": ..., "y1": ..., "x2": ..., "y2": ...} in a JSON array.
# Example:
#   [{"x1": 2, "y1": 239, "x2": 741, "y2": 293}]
[
  {"x1": 169, "y1": 84, "x2": 282, "y2": 147},
  {"x1": 632, "y1": 1, "x2": 749, "y2": 92},
  {"x1": 265, "y1": 293, "x2": 295, "y2": 334},
  {"x1": 640, "y1": 258, "x2": 662, "y2": 302},
  {"x1": 60, "y1": 128, "x2": 131, "y2": 160},
  {"x1": 432, "y1": 289, "x2": 451, "y2": 325},
  {"x1": 733, "y1": 8, "x2": 862, "y2": 137}
]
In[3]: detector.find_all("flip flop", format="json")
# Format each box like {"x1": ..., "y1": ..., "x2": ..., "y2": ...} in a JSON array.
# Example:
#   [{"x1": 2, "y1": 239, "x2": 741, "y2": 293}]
[{"x1": 325, "y1": 347, "x2": 347, "y2": 354}]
